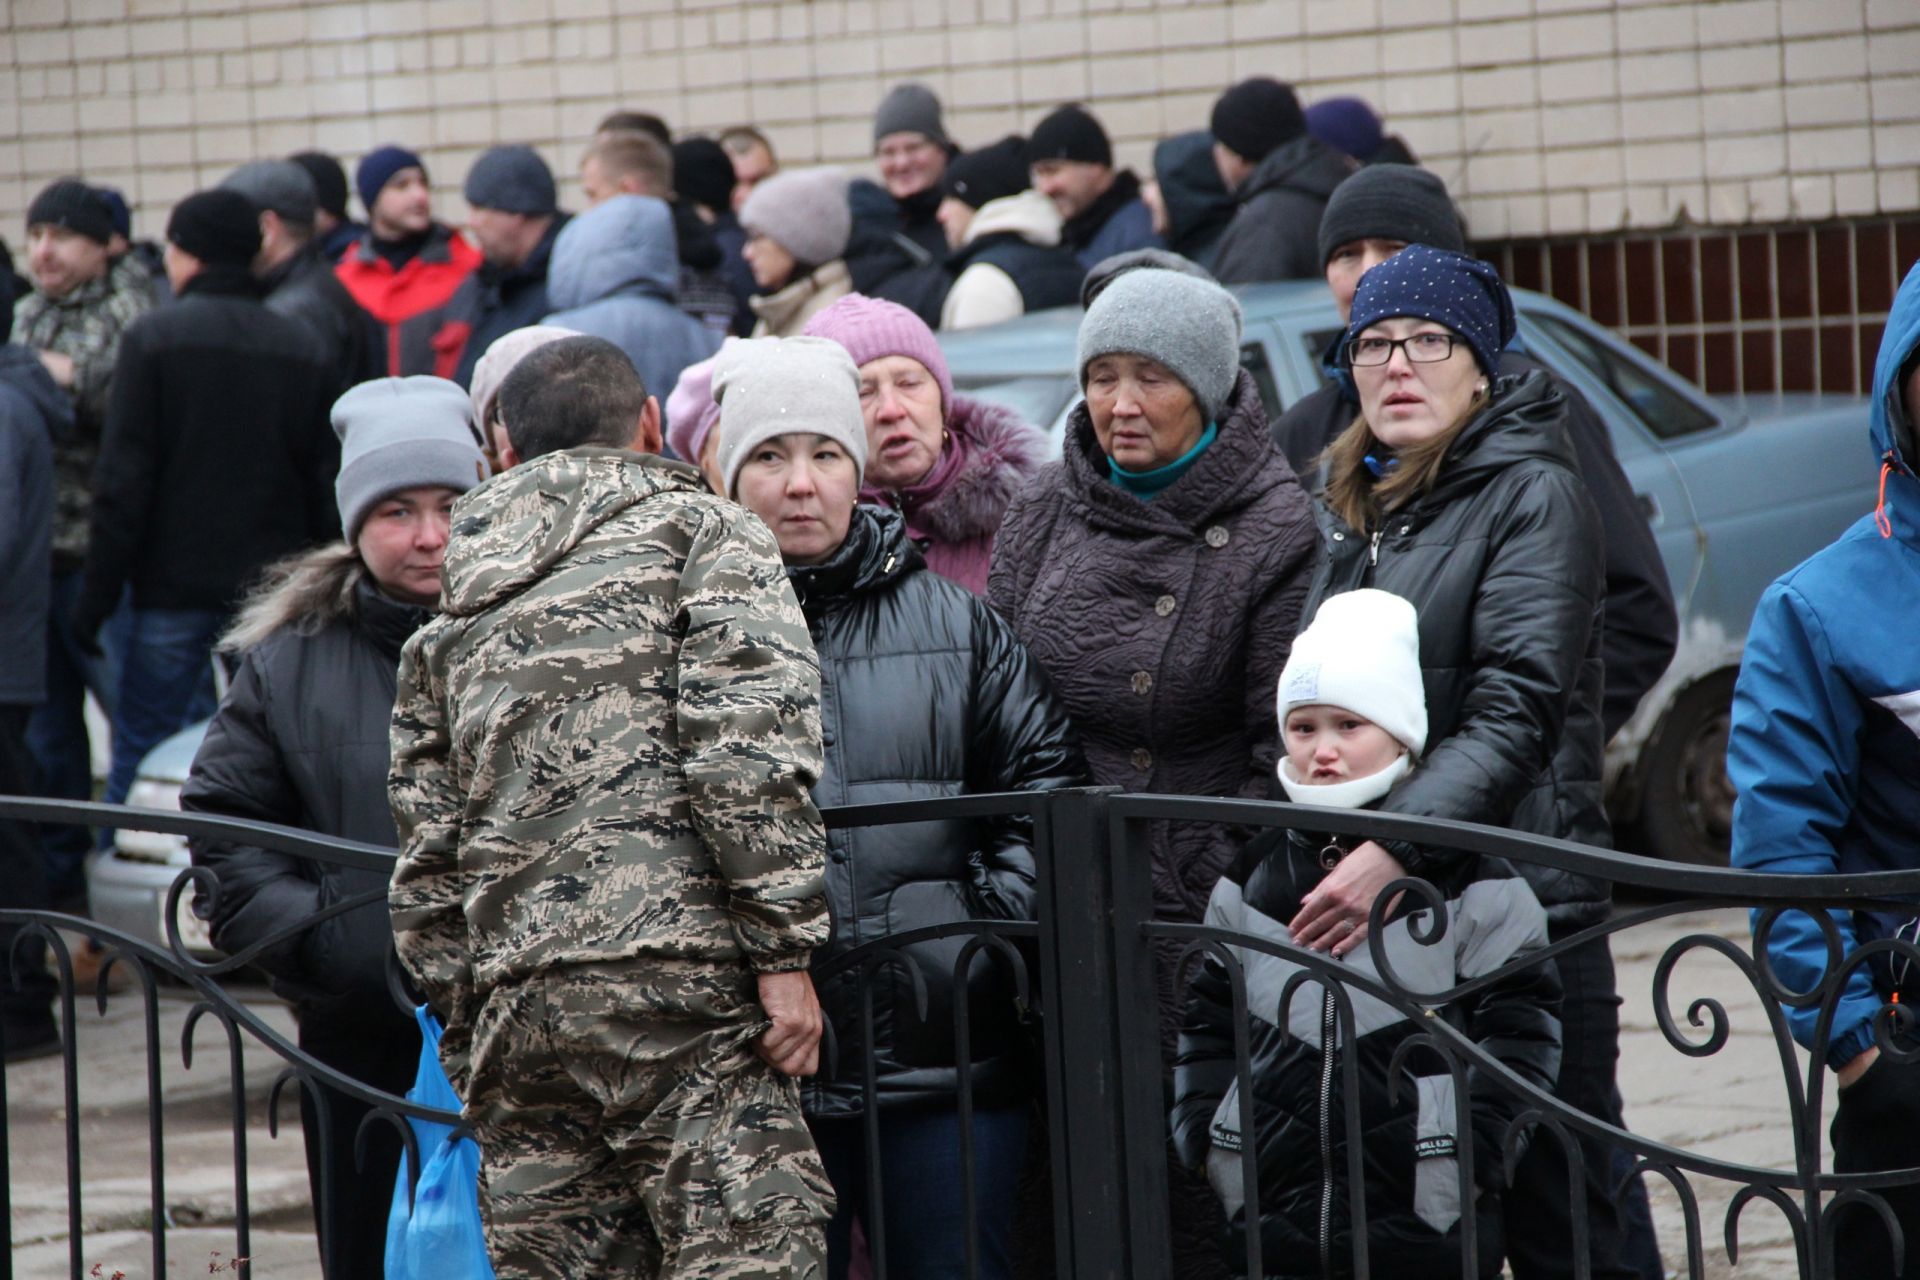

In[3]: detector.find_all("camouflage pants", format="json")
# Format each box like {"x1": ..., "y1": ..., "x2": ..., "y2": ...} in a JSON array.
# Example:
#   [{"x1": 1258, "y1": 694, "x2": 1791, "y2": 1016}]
[{"x1": 464, "y1": 961, "x2": 834, "y2": 1279}]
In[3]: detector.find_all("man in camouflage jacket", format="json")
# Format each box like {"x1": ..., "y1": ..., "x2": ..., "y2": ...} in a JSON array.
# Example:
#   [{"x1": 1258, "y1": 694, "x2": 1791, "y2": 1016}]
[{"x1": 388, "y1": 336, "x2": 834, "y2": 1279}]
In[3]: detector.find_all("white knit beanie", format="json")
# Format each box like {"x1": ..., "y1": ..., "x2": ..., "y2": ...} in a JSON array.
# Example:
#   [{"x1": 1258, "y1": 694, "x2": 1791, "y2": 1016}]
[
  {"x1": 713, "y1": 336, "x2": 867, "y2": 498},
  {"x1": 1276, "y1": 589, "x2": 1428, "y2": 758}
]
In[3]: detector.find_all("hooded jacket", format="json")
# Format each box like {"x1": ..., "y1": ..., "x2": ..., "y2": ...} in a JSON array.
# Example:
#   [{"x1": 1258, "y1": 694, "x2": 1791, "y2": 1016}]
[
  {"x1": 1153, "y1": 131, "x2": 1237, "y2": 271},
  {"x1": 334, "y1": 222, "x2": 482, "y2": 379},
  {"x1": 1274, "y1": 344, "x2": 1677, "y2": 741},
  {"x1": 791, "y1": 507, "x2": 1087, "y2": 1117},
  {"x1": 860, "y1": 393, "x2": 1045, "y2": 595},
  {"x1": 1210, "y1": 135, "x2": 1354, "y2": 286},
  {"x1": 1728, "y1": 261, "x2": 1920, "y2": 1071},
  {"x1": 448, "y1": 213, "x2": 568, "y2": 388},
  {"x1": 1172, "y1": 828, "x2": 1561, "y2": 1279},
  {"x1": 183, "y1": 555, "x2": 428, "y2": 1026},
  {"x1": 941, "y1": 189, "x2": 1086, "y2": 331},
  {"x1": 989, "y1": 370, "x2": 1319, "y2": 941},
  {"x1": 388, "y1": 448, "x2": 830, "y2": 1060},
  {"x1": 542, "y1": 196, "x2": 723, "y2": 404},
  {"x1": 0, "y1": 344, "x2": 64, "y2": 705},
  {"x1": 1304, "y1": 373, "x2": 1611, "y2": 925}
]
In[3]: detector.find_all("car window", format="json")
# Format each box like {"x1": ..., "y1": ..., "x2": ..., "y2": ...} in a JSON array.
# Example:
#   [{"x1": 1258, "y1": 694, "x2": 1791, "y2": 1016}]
[
  {"x1": 1241, "y1": 342, "x2": 1284, "y2": 418},
  {"x1": 1302, "y1": 329, "x2": 1343, "y2": 387},
  {"x1": 1526, "y1": 313, "x2": 1719, "y2": 440},
  {"x1": 955, "y1": 376, "x2": 1077, "y2": 432}
]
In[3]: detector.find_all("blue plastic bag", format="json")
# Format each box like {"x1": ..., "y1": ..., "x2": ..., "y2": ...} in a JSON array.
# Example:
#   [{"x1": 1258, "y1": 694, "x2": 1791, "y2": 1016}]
[{"x1": 385, "y1": 1005, "x2": 495, "y2": 1280}]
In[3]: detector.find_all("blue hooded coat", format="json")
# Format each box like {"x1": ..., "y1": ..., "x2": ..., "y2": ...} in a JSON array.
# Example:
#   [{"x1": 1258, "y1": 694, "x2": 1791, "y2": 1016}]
[
  {"x1": 1728, "y1": 260, "x2": 1920, "y2": 1070},
  {"x1": 542, "y1": 195, "x2": 721, "y2": 410}
]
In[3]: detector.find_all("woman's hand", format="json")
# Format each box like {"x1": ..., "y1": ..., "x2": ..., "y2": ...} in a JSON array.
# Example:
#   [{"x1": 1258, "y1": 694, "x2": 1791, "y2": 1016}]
[{"x1": 1287, "y1": 841, "x2": 1407, "y2": 958}]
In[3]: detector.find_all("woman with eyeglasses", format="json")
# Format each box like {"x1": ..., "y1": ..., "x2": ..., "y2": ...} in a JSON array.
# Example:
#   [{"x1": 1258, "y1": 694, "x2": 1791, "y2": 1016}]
[{"x1": 1287, "y1": 245, "x2": 1624, "y2": 1279}]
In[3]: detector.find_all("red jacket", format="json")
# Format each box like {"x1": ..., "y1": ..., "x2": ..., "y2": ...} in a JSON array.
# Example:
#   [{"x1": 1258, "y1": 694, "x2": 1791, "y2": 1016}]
[{"x1": 334, "y1": 224, "x2": 481, "y2": 379}]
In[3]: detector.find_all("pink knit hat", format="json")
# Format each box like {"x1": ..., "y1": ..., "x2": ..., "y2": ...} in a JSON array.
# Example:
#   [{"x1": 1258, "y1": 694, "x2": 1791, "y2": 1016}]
[
  {"x1": 665, "y1": 339, "x2": 734, "y2": 466},
  {"x1": 802, "y1": 293, "x2": 953, "y2": 416}
]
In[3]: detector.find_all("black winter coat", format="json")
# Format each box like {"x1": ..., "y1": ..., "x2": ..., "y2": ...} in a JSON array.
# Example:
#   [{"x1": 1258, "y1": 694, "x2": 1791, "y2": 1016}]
[
  {"x1": 945, "y1": 232, "x2": 1086, "y2": 315},
  {"x1": 1171, "y1": 828, "x2": 1562, "y2": 1279},
  {"x1": 792, "y1": 508, "x2": 1087, "y2": 1118},
  {"x1": 1305, "y1": 373, "x2": 1612, "y2": 924},
  {"x1": 183, "y1": 570, "x2": 428, "y2": 1024},
  {"x1": 1210, "y1": 136, "x2": 1354, "y2": 286},
  {"x1": 77, "y1": 268, "x2": 338, "y2": 633},
  {"x1": 449, "y1": 213, "x2": 567, "y2": 387},
  {"x1": 1273, "y1": 348, "x2": 1677, "y2": 741},
  {"x1": 0, "y1": 345, "x2": 63, "y2": 706},
  {"x1": 261, "y1": 243, "x2": 384, "y2": 400},
  {"x1": 845, "y1": 179, "x2": 953, "y2": 327}
]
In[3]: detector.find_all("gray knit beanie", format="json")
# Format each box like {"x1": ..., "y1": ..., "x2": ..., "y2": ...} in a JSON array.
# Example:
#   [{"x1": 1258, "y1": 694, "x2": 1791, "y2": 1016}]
[
  {"x1": 713, "y1": 337, "x2": 866, "y2": 498},
  {"x1": 333, "y1": 377, "x2": 489, "y2": 538},
  {"x1": 873, "y1": 82, "x2": 950, "y2": 148},
  {"x1": 1077, "y1": 269, "x2": 1244, "y2": 422},
  {"x1": 463, "y1": 145, "x2": 557, "y2": 216},
  {"x1": 738, "y1": 166, "x2": 853, "y2": 268}
]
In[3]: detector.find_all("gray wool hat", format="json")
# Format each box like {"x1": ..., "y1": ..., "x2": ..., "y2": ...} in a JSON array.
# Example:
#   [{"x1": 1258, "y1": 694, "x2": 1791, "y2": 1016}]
[
  {"x1": 220, "y1": 160, "x2": 319, "y2": 225},
  {"x1": 332, "y1": 377, "x2": 489, "y2": 538},
  {"x1": 713, "y1": 337, "x2": 866, "y2": 498},
  {"x1": 463, "y1": 145, "x2": 558, "y2": 216},
  {"x1": 1077, "y1": 268, "x2": 1244, "y2": 423},
  {"x1": 738, "y1": 166, "x2": 853, "y2": 269},
  {"x1": 873, "y1": 82, "x2": 950, "y2": 148}
]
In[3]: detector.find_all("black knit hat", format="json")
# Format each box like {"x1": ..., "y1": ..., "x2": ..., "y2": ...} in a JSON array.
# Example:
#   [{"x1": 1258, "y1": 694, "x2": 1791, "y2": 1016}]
[
  {"x1": 944, "y1": 136, "x2": 1030, "y2": 210},
  {"x1": 1316, "y1": 164, "x2": 1465, "y2": 267},
  {"x1": 673, "y1": 137, "x2": 737, "y2": 214},
  {"x1": 1209, "y1": 77, "x2": 1307, "y2": 163},
  {"x1": 288, "y1": 151, "x2": 350, "y2": 220},
  {"x1": 166, "y1": 189, "x2": 262, "y2": 266},
  {"x1": 1029, "y1": 104, "x2": 1111, "y2": 168},
  {"x1": 26, "y1": 180, "x2": 115, "y2": 244}
]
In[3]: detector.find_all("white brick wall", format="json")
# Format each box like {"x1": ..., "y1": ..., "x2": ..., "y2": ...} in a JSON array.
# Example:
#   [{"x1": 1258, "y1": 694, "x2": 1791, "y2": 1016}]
[{"x1": 2, "y1": 0, "x2": 1917, "y2": 245}]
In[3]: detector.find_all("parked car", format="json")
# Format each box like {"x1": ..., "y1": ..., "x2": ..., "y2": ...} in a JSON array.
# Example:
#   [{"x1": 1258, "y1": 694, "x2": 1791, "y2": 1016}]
[
  {"x1": 88, "y1": 721, "x2": 219, "y2": 959},
  {"x1": 940, "y1": 282, "x2": 1873, "y2": 865}
]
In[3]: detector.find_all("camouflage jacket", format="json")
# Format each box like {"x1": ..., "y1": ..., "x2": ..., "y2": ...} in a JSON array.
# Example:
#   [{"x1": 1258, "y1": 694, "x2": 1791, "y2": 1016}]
[
  {"x1": 388, "y1": 446, "x2": 831, "y2": 1032},
  {"x1": 13, "y1": 254, "x2": 160, "y2": 565}
]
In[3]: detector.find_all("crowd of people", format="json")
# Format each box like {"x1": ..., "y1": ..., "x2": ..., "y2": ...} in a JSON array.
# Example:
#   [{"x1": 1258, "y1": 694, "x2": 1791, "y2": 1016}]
[{"x1": 0, "y1": 66, "x2": 1912, "y2": 1280}]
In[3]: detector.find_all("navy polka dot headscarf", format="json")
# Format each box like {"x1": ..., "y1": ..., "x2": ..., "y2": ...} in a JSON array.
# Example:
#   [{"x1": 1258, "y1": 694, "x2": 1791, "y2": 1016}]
[{"x1": 1344, "y1": 244, "x2": 1517, "y2": 376}]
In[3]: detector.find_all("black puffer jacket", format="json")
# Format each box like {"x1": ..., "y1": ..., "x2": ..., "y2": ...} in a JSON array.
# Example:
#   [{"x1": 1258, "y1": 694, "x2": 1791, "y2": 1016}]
[
  {"x1": 1172, "y1": 827, "x2": 1562, "y2": 1279},
  {"x1": 792, "y1": 507, "x2": 1087, "y2": 1118},
  {"x1": 1305, "y1": 372, "x2": 1611, "y2": 924},
  {"x1": 183, "y1": 563, "x2": 428, "y2": 1024}
]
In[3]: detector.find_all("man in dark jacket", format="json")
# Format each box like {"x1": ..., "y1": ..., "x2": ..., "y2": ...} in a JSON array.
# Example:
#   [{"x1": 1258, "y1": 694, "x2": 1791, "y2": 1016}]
[
  {"x1": 1207, "y1": 77, "x2": 1354, "y2": 285},
  {"x1": 936, "y1": 136, "x2": 1085, "y2": 330},
  {"x1": 449, "y1": 145, "x2": 568, "y2": 386},
  {"x1": 1269, "y1": 165, "x2": 1678, "y2": 744},
  {"x1": 75, "y1": 189, "x2": 337, "y2": 821},
  {"x1": 334, "y1": 145, "x2": 482, "y2": 378},
  {"x1": 1152, "y1": 131, "x2": 1237, "y2": 270},
  {"x1": 674, "y1": 136, "x2": 757, "y2": 335},
  {"x1": 1728, "y1": 266, "x2": 1920, "y2": 1280},
  {"x1": 845, "y1": 82, "x2": 960, "y2": 325},
  {"x1": 1027, "y1": 103, "x2": 1164, "y2": 270},
  {"x1": 0, "y1": 278, "x2": 65, "y2": 1061},
  {"x1": 222, "y1": 160, "x2": 383, "y2": 400},
  {"x1": 288, "y1": 150, "x2": 365, "y2": 262}
]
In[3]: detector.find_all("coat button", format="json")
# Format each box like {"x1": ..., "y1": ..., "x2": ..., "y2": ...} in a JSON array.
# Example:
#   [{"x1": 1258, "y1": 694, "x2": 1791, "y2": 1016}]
[
  {"x1": 1205, "y1": 525, "x2": 1230, "y2": 548},
  {"x1": 1131, "y1": 671, "x2": 1153, "y2": 695},
  {"x1": 1155, "y1": 594, "x2": 1176, "y2": 617},
  {"x1": 1332, "y1": 531, "x2": 1346, "y2": 542},
  {"x1": 1130, "y1": 747, "x2": 1152, "y2": 771}
]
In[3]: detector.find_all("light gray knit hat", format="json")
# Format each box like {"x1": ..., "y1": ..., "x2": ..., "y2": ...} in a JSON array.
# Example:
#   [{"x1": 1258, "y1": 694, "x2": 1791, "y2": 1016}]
[
  {"x1": 332, "y1": 377, "x2": 489, "y2": 538},
  {"x1": 1076, "y1": 268, "x2": 1245, "y2": 423},
  {"x1": 738, "y1": 166, "x2": 853, "y2": 269},
  {"x1": 713, "y1": 337, "x2": 866, "y2": 498}
]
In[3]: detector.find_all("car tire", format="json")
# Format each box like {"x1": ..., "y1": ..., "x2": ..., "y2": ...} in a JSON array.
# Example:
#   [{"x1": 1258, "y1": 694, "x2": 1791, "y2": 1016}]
[{"x1": 1633, "y1": 671, "x2": 1737, "y2": 866}]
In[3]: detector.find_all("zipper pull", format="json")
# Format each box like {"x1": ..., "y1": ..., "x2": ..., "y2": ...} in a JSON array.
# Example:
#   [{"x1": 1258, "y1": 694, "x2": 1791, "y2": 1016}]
[{"x1": 1368, "y1": 528, "x2": 1383, "y2": 566}]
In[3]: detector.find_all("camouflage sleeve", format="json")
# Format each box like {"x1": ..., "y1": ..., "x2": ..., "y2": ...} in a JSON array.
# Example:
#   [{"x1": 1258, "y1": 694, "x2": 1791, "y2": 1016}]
[
  {"x1": 68, "y1": 271, "x2": 155, "y2": 427},
  {"x1": 675, "y1": 505, "x2": 831, "y2": 973},
  {"x1": 387, "y1": 630, "x2": 476, "y2": 1030}
]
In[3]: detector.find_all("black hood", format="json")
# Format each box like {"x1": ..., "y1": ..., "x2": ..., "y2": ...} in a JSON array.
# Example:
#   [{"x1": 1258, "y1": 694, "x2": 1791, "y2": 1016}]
[{"x1": 1421, "y1": 371, "x2": 1576, "y2": 507}]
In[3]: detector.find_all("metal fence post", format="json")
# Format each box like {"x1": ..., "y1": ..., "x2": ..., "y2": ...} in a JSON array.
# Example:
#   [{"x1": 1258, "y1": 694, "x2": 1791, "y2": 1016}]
[{"x1": 1033, "y1": 787, "x2": 1171, "y2": 1279}]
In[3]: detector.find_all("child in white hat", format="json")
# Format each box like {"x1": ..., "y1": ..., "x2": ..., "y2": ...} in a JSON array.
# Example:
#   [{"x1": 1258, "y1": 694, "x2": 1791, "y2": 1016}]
[{"x1": 1173, "y1": 589, "x2": 1561, "y2": 1279}]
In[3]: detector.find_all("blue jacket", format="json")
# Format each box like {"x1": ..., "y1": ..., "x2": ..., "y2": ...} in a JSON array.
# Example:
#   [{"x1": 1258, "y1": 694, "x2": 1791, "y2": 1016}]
[
  {"x1": 542, "y1": 195, "x2": 722, "y2": 405},
  {"x1": 1728, "y1": 260, "x2": 1920, "y2": 1069}
]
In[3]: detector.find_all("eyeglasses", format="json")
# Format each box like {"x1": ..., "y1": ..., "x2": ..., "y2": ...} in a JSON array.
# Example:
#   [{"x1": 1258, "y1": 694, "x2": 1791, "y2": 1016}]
[{"x1": 1344, "y1": 332, "x2": 1459, "y2": 367}]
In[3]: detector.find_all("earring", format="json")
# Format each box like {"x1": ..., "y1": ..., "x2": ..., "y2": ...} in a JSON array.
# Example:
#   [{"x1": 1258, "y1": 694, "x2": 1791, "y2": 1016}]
[{"x1": 1476, "y1": 381, "x2": 1488, "y2": 395}]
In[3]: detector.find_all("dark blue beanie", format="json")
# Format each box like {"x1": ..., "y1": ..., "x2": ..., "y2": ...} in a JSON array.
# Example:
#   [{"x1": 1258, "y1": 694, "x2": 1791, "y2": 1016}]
[
  {"x1": 1305, "y1": 97, "x2": 1385, "y2": 163},
  {"x1": 1345, "y1": 244, "x2": 1515, "y2": 376},
  {"x1": 356, "y1": 145, "x2": 426, "y2": 212}
]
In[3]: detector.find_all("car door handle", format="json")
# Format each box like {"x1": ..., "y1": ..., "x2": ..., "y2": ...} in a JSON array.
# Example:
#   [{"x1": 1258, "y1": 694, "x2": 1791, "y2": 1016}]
[{"x1": 1635, "y1": 492, "x2": 1660, "y2": 524}]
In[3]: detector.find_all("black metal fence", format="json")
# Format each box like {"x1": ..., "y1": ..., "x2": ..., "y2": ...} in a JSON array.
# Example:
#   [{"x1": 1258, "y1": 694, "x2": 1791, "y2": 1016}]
[{"x1": 4, "y1": 789, "x2": 1918, "y2": 1279}]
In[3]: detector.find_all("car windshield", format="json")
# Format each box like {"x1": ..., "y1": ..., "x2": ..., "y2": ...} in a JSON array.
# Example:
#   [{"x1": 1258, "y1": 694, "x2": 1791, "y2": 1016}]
[{"x1": 1527, "y1": 313, "x2": 1719, "y2": 439}]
